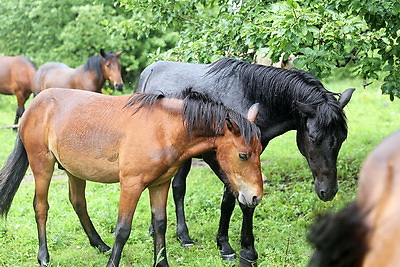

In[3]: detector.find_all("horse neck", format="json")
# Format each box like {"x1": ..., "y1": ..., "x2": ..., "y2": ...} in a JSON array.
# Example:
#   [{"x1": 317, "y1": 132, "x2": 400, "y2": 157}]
[
  {"x1": 252, "y1": 82, "x2": 328, "y2": 144},
  {"x1": 74, "y1": 65, "x2": 105, "y2": 92}
]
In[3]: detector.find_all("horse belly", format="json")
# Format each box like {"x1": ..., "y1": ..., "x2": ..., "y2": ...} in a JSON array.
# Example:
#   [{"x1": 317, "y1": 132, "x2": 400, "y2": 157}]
[
  {"x1": 49, "y1": 121, "x2": 125, "y2": 183},
  {"x1": 61, "y1": 158, "x2": 120, "y2": 183},
  {"x1": 54, "y1": 136, "x2": 122, "y2": 183},
  {"x1": 0, "y1": 69, "x2": 12, "y2": 94}
]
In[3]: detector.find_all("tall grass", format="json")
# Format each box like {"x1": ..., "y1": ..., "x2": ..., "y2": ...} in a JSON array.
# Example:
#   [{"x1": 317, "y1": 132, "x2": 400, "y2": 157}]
[{"x1": 0, "y1": 79, "x2": 399, "y2": 266}]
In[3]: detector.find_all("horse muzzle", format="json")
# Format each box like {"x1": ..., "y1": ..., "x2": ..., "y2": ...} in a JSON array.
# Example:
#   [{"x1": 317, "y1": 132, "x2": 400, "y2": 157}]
[
  {"x1": 114, "y1": 83, "x2": 123, "y2": 91},
  {"x1": 315, "y1": 178, "x2": 338, "y2": 201},
  {"x1": 238, "y1": 192, "x2": 262, "y2": 208}
]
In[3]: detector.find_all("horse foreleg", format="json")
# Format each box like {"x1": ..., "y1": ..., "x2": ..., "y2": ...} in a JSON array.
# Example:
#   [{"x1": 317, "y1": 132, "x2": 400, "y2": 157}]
[
  {"x1": 107, "y1": 182, "x2": 143, "y2": 267},
  {"x1": 216, "y1": 187, "x2": 236, "y2": 261},
  {"x1": 238, "y1": 204, "x2": 258, "y2": 266},
  {"x1": 172, "y1": 159, "x2": 194, "y2": 247},
  {"x1": 202, "y1": 152, "x2": 237, "y2": 260},
  {"x1": 67, "y1": 174, "x2": 110, "y2": 253},
  {"x1": 149, "y1": 181, "x2": 170, "y2": 267}
]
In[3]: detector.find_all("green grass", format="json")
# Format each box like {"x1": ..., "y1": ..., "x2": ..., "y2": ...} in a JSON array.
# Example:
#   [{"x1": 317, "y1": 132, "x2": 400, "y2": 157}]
[{"x1": 0, "y1": 79, "x2": 399, "y2": 266}]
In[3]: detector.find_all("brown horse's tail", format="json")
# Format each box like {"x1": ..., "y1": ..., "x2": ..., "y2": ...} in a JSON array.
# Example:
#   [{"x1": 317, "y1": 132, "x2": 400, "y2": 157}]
[{"x1": 0, "y1": 134, "x2": 29, "y2": 217}]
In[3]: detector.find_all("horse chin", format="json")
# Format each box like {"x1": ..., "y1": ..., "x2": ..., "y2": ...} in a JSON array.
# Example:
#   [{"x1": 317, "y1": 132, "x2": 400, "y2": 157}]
[{"x1": 314, "y1": 179, "x2": 338, "y2": 202}]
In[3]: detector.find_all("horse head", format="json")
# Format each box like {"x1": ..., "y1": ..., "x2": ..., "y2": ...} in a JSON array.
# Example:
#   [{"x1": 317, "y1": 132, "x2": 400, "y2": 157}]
[
  {"x1": 100, "y1": 49, "x2": 124, "y2": 91},
  {"x1": 295, "y1": 88, "x2": 355, "y2": 201},
  {"x1": 215, "y1": 103, "x2": 264, "y2": 207}
]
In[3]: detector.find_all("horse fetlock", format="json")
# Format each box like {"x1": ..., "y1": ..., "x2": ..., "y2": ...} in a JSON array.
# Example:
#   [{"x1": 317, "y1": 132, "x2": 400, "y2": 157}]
[
  {"x1": 176, "y1": 225, "x2": 194, "y2": 247},
  {"x1": 217, "y1": 236, "x2": 236, "y2": 261},
  {"x1": 37, "y1": 250, "x2": 50, "y2": 266}
]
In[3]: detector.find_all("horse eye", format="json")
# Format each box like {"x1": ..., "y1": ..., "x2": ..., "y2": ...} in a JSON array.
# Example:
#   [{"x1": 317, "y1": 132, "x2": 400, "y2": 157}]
[{"x1": 238, "y1": 153, "x2": 249, "y2": 161}]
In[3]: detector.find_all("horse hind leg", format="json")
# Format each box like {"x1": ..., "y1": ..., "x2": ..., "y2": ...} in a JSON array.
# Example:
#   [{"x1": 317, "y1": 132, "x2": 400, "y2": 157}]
[
  {"x1": 31, "y1": 160, "x2": 55, "y2": 266},
  {"x1": 66, "y1": 173, "x2": 110, "y2": 253}
]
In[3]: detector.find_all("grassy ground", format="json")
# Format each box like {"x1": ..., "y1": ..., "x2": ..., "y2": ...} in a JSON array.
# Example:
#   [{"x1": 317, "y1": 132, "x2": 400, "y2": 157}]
[{"x1": 0, "y1": 79, "x2": 399, "y2": 266}]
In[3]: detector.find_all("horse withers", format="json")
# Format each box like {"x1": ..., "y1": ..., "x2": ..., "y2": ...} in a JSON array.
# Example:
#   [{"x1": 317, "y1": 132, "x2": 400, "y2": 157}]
[
  {"x1": 0, "y1": 88, "x2": 263, "y2": 267},
  {"x1": 309, "y1": 130, "x2": 400, "y2": 267},
  {"x1": 137, "y1": 58, "x2": 354, "y2": 264},
  {"x1": 0, "y1": 55, "x2": 37, "y2": 125},
  {"x1": 33, "y1": 49, "x2": 123, "y2": 95}
]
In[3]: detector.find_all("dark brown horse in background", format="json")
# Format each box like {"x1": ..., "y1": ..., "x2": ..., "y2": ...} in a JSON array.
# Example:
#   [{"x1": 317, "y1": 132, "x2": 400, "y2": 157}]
[
  {"x1": 0, "y1": 55, "x2": 37, "y2": 125},
  {"x1": 309, "y1": 129, "x2": 400, "y2": 267},
  {"x1": 33, "y1": 49, "x2": 123, "y2": 95},
  {"x1": 0, "y1": 88, "x2": 263, "y2": 267}
]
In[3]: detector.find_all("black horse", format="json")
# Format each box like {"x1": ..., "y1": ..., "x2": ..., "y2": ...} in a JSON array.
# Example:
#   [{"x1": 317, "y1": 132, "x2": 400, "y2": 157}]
[{"x1": 137, "y1": 58, "x2": 354, "y2": 265}]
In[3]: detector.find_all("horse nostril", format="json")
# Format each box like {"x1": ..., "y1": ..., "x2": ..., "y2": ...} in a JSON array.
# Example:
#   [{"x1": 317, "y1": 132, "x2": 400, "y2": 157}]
[
  {"x1": 114, "y1": 83, "x2": 123, "y2": 91},
  {"x1": 320, "y1": 190, "x2": 326, "y2": 198},
  {"x1": 252, "y1": 195, "x2": 260, "y2": 206}
]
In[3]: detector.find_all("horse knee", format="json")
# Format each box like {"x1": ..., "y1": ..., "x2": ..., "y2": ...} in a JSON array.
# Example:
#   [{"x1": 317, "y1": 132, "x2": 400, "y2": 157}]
[{"x1": 115, "y1": 223, "x2": 131, "y2": 243}]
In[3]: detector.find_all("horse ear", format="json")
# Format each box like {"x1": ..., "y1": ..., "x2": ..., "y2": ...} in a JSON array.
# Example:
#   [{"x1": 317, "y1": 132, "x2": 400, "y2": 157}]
[
  {"x1": 100, "y1": 49, "x2": 106, "y2": 58},
  {"x1": 115, "y1": 51, "x2": 123, "y2": 58},
  {"x1": 295, "y1": 101, "x2": 316, "y2": 117},
  {"x1": 226, "y1": 117, "x2": 240, "y2": 135},
  {"x1": 338, "y1": 88, "x2": 355, "y2": 109},
  {"x1": 247, "y1": 103, "x2": 259, "y2": 123}
]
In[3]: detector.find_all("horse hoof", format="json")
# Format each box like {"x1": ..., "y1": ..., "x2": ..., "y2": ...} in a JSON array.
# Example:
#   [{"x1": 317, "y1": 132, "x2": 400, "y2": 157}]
[
  {"x1": 178, "y1": 237, "x2": 194, "y2": 248},
  {"x1": 239, "y1": 256, "x2": 257, "y2": 267},
  {"x1": 221, "y1": 252, "x2": 236, "y2": 261},
  {"x1": 179, "y1": 239, "x2": 195, "y2": 248},
  {"x1": 97, "y1": 244, "x2": 111, "y2": 254}
]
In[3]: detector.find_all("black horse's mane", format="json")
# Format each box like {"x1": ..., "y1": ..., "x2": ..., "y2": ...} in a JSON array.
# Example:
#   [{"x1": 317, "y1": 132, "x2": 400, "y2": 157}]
[
  {"x1": 308, "y1": 202, "x2": 369, "y2": 267},
  {"x1": 83, "y1": 51, "x2": 117, "y2": 79},
  {"x1": 207, "y1": 58, "x2": 348, "y2": 134},
  {"x1": 125, "y1": 88, "x2": 260, "y2": 145}
]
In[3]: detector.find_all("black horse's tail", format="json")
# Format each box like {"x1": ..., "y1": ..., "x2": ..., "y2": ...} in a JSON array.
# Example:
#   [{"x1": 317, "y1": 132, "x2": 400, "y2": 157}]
[{"x1": 0, "y1": 134, "x2": 29, "y2": 217}]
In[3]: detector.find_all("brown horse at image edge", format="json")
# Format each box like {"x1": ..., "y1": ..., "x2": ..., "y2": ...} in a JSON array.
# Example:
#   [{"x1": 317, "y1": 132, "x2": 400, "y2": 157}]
[
  {"x1": 308, "y1": 129, "x2": 400, "y2": 267},
  {"x1": 33, "y1": 49, "x2": 123, "y2": 95},
  {"x1": 0, "y1": 88, "x2": 263, "y2": 267},
  {"x1": 0, "y1": 55, "x2": 37, "y2": 125}
]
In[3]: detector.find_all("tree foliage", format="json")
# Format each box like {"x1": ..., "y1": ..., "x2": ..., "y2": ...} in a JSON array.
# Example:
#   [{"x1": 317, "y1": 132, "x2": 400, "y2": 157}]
[{"x1": 119, "y1": 0, "x2": 400, "y2": 99}]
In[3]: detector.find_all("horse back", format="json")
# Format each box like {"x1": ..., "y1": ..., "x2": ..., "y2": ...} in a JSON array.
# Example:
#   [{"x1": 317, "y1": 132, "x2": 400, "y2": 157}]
[
  {"x1": 137, "y1": 61, "x2": 210, "y2": 94},
  {"x1": 136, "y1": 60, "x2": 249, "y2": 115},
  {"x1": 33, "y1": 62, "x2": 75, "y2": 95}
]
